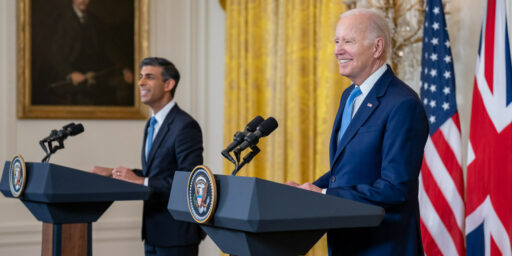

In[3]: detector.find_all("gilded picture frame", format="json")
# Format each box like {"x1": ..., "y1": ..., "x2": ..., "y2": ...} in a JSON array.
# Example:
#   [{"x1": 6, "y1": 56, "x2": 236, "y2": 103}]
[{"x1": 17, "y1": 0, "x2": 149, "y2": 119}]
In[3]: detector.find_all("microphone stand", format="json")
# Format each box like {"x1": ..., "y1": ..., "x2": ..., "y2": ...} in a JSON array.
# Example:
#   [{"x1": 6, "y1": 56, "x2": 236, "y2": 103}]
[
  {"x1": 39, "y1": 130, "x2": 65, "y2": 163},
  {"x1": 231, "y1": 145, "x2": 260, "y2": 176},
  {"x1": 232, "y1": 149, "x2": 241, "y2": 175},
  {"x1": 221, "y1": 131, "x2": 245, "y2": 167},
  {"x1": 221, "y1": 150, "x2": 237, "y2": 165}
]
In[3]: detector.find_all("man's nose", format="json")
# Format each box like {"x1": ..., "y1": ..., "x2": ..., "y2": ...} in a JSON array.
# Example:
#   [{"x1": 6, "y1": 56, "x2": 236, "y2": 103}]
[
  {"x1": 334, "y1": 43, "x2": 344, "y2": 55},
  {"x1": 138, "y1": 78, "x2": 145, "y2": 87}
]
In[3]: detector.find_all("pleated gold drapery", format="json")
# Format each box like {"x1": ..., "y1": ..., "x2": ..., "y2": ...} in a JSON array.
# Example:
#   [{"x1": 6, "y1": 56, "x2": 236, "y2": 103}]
[{"x1": 222, "y1": 1, "x2": 351, "y2": 255}]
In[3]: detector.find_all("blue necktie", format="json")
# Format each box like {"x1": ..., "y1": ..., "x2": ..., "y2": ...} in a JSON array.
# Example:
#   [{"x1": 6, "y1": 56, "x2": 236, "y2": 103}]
[
  {"x1": 338, "y1": 86, "x2": 362, "y2": 144},
  {"x1": 146, "y1": 117, "x2": 157, "y2": 159}
]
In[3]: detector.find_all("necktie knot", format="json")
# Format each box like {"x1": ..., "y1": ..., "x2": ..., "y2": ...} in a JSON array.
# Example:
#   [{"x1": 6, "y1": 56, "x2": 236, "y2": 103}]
[
  {"x1": 348, "y1": 86, "x2": 362, "y2": 102},
  {"x1": 149, "y1": 116, "x2": 157, "y2": 127},
  {"x1": 337, "y1": 86, "x2": 362, "y2": 144}
]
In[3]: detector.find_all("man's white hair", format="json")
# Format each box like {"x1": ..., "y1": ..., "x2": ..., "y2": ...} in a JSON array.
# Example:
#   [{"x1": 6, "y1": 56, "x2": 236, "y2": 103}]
[{"x1": 340, "y1": 8, "x2": 392, "y2": 61}]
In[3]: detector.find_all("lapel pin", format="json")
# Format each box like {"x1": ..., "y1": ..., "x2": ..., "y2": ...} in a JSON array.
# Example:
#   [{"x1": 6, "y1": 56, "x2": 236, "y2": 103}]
[{"x1": 367, "y1": 103, "x2": 373, "y2": 108}]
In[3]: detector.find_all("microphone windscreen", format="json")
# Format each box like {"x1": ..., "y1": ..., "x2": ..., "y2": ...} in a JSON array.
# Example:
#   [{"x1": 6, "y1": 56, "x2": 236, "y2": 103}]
[
  {"x1": 62, "y1": 122, "x2": 76, "y2": 130},
  {"x1": 69, "y1": 123, "x2": 84, "y2": 136},
  {"x1": 246, "y1": 116, "x2": 264, "y2": 132},
  {"x1": 258, "y1": 117, "x2": 278, "y2": 137}
]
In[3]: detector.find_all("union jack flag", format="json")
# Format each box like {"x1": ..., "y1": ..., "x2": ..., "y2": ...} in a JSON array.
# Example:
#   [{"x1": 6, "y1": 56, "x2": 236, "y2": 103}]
[
  {"x1": 466, "y1": 0, "x2": 512, "y2": 255},
  {"x1": 418, "y1": 0, "x2": 466, "y2": 255}
]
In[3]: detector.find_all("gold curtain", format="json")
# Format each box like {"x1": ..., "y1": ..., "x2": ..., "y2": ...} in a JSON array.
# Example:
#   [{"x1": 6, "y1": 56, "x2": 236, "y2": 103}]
[{"x1": 222, "y1": 0, "x2": 351, "y2": 255}]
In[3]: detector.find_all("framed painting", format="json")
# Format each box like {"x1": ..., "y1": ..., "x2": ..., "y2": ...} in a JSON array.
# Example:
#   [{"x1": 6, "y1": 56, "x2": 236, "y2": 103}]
[{"x1": 17, "y1": 0, "x2": 149, "y2": 119}]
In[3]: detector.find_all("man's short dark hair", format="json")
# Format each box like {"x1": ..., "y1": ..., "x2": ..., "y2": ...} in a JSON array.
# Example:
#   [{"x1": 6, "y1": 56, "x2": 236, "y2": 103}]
[{"x1": 140, "y1": 57, "x2": 180, "y2": 97}]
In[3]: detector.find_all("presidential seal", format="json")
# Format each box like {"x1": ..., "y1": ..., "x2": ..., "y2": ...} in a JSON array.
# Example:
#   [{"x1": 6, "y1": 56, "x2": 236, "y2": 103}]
[
  {"x1": 9, "y1": 154, "x2": 27, "y2": 198},
  {"x1": 187, "y1": 165, "x2": 217, "y2": 224}
]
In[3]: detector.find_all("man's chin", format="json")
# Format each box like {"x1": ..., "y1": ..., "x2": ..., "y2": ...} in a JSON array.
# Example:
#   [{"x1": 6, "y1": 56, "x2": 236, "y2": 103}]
[{"x1": 338, "y1": 68, "x2": 351, "y2": 78}]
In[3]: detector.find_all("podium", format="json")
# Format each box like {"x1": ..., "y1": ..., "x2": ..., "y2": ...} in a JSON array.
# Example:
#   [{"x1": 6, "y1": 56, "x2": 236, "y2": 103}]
[
  {"x1": 169, "y1": 171, "x2": 385, "y2": 256},
  {"x1": 0, "y1": 162, "x2": 151, "y2": 256}
]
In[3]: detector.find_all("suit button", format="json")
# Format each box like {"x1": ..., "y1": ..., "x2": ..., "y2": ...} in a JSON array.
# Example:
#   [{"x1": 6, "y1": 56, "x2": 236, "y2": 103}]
[{"x1": 331, "y1": 176, "x2": 336, "y2": 183}]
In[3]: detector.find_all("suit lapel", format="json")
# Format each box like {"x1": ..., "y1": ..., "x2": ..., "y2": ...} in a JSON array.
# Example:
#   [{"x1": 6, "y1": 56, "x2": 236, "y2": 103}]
[
  {"x1": 330, "y1": 67, "x2": 394, "y2": 167},
  {"x1": 141, "y1": 120, "x2": 150, "y2": 171},
  {"x1": 329, "y1": 84, "x2": 354, "y2": 163},
  {"x1": 143, "y1": 105, "x2": 180, "y2": 175}
]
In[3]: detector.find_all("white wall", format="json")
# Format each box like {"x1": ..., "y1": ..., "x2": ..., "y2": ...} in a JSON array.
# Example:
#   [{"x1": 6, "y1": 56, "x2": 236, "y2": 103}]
[{"x1": 0, "y1": 0, "x2": 224, "y2": 255}]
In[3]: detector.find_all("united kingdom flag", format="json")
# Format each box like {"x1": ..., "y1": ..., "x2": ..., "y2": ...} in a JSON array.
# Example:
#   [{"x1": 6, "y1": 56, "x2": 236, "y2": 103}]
[{"x1": 465, "y1": 0, "x2": 512, "y2": 255}]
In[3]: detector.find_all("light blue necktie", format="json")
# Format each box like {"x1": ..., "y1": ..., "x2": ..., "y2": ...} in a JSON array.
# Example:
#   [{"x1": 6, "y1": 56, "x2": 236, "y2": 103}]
[
  {"x1": 146, "y1": 116, "x2": 157, "y2": 159},
  {"x1": 338, "y1": 86, "x2": 362, "y2": 144}
]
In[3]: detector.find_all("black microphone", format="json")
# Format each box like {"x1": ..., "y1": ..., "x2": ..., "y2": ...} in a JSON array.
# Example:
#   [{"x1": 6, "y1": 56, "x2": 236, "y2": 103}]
[
  {"x1": 222, "y1": 116, "x2": 264, "y2": 161},
  {"x1": 42, "y1": 123, "x2": 84, "y2": 142},
  {"x1": 39, "y1": 123, "x2": 85, "y2": 163},
  {"x1": 61, "y1": 123, "x2": 84, "y2": 137},
  {"x1": 233, "y1": 117, "x2": 278, "y2": 155}
]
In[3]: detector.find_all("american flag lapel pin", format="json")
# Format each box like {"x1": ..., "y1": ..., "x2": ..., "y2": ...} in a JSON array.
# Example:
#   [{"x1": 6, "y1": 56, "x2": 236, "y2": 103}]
[{"x1": 367, "y1": 103, "x2": 373, "y2": 108}]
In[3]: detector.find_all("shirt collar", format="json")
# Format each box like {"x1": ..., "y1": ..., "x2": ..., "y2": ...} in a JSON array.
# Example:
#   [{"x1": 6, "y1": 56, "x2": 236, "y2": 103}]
[
  {"x1": 72, "y1": 5, "x2": 86, "y2": 22},
  {"x1": 355, "y1": 64, "x2": 387, "y2": 98},
  {"x1": 152, "y1": 100, "x2": 176, "y2": 125}
]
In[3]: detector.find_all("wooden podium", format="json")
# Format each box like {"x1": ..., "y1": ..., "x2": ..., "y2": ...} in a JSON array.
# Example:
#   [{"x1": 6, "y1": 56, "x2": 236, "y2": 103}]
[{"x1": 0, "y1": 162, "x2": 151, "y2": 256}]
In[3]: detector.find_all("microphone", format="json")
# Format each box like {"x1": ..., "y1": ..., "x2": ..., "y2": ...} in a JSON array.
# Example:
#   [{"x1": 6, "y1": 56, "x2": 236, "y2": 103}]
[
  {"x1": 41, "y1": 123, "x2": 84, "y2": 142},
  {"x1": 222, "y1": 116, "x2": 264, "y2": 162},
  {"x1": 39, "y1": 123, "x2": 84, "y2": 162},
  {"x1": 63, "y1": 123, "x2": 85, "y2": 136},
  {"x1": 233, "y1": 117, "x2": 278, "y2": 155}
]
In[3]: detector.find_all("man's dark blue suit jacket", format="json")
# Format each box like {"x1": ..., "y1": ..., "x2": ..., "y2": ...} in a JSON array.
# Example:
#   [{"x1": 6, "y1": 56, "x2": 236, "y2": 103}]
[
  {"x1": 135, "y1": 104, "x2": 204, "y2": 247},
  {"x1": 314, "y1": 67, "x2": 428, "y2": 255}
]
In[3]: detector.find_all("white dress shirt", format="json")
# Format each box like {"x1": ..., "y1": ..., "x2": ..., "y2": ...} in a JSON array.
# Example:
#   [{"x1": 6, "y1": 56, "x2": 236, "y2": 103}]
[{"x1": 352, "y1": 64, "x2": 387, "y2": 117}]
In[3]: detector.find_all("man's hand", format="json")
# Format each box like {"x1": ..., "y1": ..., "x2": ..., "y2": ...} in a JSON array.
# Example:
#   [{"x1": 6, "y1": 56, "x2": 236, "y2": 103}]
[
  {"x1": 69, "y1": 71, "x2": 86, "y2": 85},
  {"x1": 285, "y1": 181, "x2": 322, "y2": 193},
  {"x1": 285, "y1": 181, "x2": 300, "y2": 187},
  {"x1": 91, "y1": 166, "x2": 113, "y2": 177},
  {"x1": 112, "y1": 166, "x2": 144, "y2": 185},
  {"x1": 297, "y1": 182, "x2": 322, "y2": 193},
  {"x1": 123, "y1": 68, "x2": 134, "y2": 84}
]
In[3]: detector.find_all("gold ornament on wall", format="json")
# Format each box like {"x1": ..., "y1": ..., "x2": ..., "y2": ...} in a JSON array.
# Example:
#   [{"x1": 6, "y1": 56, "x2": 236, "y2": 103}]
[{"x1": 343, "y1": 0, "x2": 428, "y2": 88}]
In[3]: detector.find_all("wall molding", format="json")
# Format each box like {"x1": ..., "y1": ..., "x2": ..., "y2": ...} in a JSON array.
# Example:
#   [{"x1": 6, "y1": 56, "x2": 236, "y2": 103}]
[
  {"x1": 0, "y1": 218, "x2": 141, "y2": 247},
  {"x1": 0, "y1": 222, "x2": 42, "y2": 247}
]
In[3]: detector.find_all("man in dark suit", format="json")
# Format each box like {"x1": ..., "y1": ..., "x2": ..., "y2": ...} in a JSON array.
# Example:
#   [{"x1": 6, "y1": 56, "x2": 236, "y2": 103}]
[
  {"x1": 92, "y1": 57, "x2": 204, "y2": 256},
  {"x1": 44, "y1": 0, "x2": 133, "y2": 105},
  {"x1": 287, "y1": 8, "x2": 428, "y2": 256}
]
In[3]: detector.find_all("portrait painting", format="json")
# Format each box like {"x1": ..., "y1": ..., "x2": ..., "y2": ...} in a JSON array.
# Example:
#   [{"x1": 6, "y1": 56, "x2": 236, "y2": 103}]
[{"x1": 17, "y1": 0, "x2": 149, "y2": 119}]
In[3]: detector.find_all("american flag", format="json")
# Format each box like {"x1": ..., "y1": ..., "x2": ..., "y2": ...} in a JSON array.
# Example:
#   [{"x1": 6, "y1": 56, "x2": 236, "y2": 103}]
[
  {"x1": 418, "y1": 0, "x2": 466, "y2": 255},
  {"x1": 465, "y1": 0, "x2": 512, "y2": 255}
]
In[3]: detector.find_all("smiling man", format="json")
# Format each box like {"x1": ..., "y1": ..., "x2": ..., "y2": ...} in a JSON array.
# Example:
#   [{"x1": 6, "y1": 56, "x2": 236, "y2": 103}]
[
  {"x1": 92, "y1": 57, "x2": 204, "y2": 256},
  {"x1": 287, "y1": 9, "x2": 428, "y2": 256}
]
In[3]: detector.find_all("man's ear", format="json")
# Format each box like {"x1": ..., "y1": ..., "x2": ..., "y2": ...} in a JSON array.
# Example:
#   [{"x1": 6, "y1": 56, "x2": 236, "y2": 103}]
[
  {"x1": 164, "y1": 79, "x2": 176, "y2": 92},
  {"x1": 373, "y1": 37, "x2": 385, "y2": 58}
]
